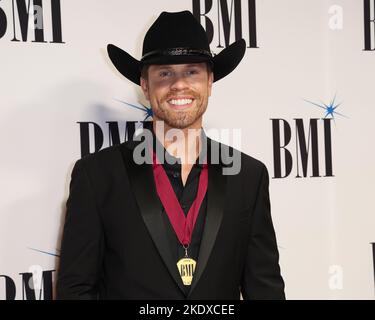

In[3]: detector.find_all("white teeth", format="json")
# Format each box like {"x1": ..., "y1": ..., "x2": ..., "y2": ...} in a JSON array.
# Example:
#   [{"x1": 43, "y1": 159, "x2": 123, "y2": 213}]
[{"x1": 169, "y1": 99, "x2": 193, "y2": 106}]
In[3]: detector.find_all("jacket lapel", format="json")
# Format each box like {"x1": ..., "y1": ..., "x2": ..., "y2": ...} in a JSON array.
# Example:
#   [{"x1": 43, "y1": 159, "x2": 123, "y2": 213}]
[
  {"x1": 188, "y1": 138, "x2": 227, "y2": 296},
  {"x1": 120, "y1": 140, "x2": 186, "y2": 294}
]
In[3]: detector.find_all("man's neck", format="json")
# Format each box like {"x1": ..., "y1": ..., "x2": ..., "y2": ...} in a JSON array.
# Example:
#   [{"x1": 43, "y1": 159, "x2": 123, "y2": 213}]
[{"x1": 152, "y1": 120, "x2": 202, "y2": 166}]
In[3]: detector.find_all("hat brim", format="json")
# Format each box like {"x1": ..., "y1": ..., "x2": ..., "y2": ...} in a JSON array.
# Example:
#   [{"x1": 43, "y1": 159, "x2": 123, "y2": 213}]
[{"x1": 107, "y1": 39, "x2": 246, "y2": 85}]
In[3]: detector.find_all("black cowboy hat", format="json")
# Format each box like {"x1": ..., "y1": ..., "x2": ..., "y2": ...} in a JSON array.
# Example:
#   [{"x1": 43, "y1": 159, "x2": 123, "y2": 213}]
[{"x1": 107, "y1": 10, "x2": 246, "y2": 85}]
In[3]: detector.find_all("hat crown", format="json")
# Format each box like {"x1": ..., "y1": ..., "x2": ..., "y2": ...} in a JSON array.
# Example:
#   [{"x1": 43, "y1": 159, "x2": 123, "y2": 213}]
[
  {"x1": 107, "y1": 10, "x2": 246, "y2": 85},
  {"x1": 142, "y1": 11, "x2": 210, "y2": 57}
]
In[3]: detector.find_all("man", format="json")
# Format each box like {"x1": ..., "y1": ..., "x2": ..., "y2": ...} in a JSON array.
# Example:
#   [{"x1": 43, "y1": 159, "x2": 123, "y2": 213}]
[{"x1": 56, "y1": 10, "x2": 285, "y2": 300}]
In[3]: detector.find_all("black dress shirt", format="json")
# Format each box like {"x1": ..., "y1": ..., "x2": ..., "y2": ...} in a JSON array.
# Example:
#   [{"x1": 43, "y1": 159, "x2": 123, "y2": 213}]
[{"x1": 151, "y1": 128, "x2": 208, "y2": 294}]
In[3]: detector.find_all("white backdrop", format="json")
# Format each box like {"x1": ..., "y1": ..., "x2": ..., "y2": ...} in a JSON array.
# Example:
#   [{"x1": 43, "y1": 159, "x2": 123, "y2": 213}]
[{"x1": 0, "y1": 0, "x2": 374, "y2": 299}]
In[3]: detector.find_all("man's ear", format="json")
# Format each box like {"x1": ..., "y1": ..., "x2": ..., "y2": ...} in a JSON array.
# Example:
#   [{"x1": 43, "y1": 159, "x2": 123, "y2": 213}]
[
  {"x1": 140, "y1": 77, "x2": 150, "y2": 101},
  {"x1": 208, "y1": 71, "x2": 214, "y2": 97}
]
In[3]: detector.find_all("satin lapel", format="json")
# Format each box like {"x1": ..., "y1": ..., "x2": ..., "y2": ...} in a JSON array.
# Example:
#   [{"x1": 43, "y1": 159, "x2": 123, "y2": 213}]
[
  {"x1": 120, "y1": 142, "x2": 186, "y2": 294},
  {"x1": 188, "y1": 138, "x2": 227, "y2": 296}
]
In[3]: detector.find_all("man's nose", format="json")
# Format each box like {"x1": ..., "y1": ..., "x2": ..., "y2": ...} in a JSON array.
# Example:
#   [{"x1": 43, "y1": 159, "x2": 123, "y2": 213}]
[{"x1": 170, "y1": 72, "x2": 189, "y2": 90}]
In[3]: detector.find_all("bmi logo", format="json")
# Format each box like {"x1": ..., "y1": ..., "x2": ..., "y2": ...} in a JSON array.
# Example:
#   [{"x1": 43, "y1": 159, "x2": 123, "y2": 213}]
[
  {"x1": 271, "y1": 95, "x2": 347, "y2": 179},
  {"x1": 0, "y1": 270, "x2": 55, "y2": 300},
  {"x1": 78, "y1": 120, "x2": 152, "y2": 158},
  {"x1": 0, "y1": 249, "x2": 58, "y2": 300},
  {"x1": 364, "y1": 0, "x2": 375, "y2": 50},
  {"x1": 371, "y1": 243, "x2": 375, "y2": 291},
  {"x1": 192, "y1": 0, "x2": 258, "y2": 48},
  {"x1": 0, "y1": 0, "x2": 64, "y2": 43},
  {"x1": 78, "y1": 101, "x2": 153, "y2": 158}
]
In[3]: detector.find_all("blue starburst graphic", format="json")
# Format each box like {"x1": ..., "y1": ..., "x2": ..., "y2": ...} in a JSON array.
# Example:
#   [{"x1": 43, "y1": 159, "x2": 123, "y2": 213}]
[
  {"x1": 303, "y1": 94, "x2": 348, "y2": 123},
  {"x1": 114, "y1": 99, "x2": 153, "y2": 121},
  {"x1": 28, "y1": 247, "x2": 60, "y2": 257}
]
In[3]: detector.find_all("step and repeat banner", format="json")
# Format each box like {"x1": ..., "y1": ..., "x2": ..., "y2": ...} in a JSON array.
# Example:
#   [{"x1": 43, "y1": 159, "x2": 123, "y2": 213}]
[{"x1": 0, "y1": 0, "x2": 374, "y2": 300}]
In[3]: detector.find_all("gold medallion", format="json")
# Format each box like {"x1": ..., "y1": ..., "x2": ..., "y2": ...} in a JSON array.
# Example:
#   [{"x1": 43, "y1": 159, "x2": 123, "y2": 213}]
[{"x1": 177, "y1": 257, "x2": 196, "y2": 286}]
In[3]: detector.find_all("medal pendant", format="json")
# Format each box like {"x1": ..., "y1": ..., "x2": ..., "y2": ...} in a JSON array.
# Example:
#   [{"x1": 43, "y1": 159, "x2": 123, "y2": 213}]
[{"x1": 177, "y1": 257, "x2": 196, "y2": 286}]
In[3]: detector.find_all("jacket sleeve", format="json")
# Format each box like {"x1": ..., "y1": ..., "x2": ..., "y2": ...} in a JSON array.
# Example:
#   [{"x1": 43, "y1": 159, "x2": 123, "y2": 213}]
[
  {"x1": 56, "y1": 159, "x2": 104, "y2": 300},
  {"x1": 240, "y1": 164, "x2": 285, "y2": 300}
]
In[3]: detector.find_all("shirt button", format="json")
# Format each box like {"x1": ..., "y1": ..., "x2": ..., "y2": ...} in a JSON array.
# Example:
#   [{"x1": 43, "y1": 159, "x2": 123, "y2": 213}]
[{"x1": 173, "y1": 172, "x2": 180, "y2": 178}]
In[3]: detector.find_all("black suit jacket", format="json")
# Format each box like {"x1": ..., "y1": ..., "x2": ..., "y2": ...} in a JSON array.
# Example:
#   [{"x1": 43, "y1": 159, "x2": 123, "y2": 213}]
[{"x1": 56, "y1": 135, "x2": 285, "y2": 300}]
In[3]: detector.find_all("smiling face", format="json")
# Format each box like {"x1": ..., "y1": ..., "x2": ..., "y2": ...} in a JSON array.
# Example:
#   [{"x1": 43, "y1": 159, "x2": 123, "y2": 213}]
[{"x1": 140, "y1": 62, "x2": 213, "y2": 130}]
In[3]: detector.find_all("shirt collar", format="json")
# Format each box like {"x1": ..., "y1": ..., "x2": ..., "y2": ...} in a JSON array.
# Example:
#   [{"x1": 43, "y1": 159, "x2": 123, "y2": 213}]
[{"x1": 150, "y1": 123, "x2": 207, "y2": 169}]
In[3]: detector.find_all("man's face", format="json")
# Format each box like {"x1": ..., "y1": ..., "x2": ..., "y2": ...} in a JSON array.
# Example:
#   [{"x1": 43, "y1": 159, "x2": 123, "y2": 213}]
[{"x1": 140, "y1": 63, "x2": 213, "y2": 129}]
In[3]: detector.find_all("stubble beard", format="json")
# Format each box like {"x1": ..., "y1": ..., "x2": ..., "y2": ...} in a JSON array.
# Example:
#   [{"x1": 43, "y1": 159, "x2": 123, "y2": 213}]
[{"x1": 152, "y1": 93, "x2": 208, "y2": 129}]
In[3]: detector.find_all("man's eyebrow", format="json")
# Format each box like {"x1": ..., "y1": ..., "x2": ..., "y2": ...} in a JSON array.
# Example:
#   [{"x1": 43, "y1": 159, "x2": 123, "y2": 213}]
[
  {"x1": 184, "y1": 63, "x2": 203, "y2": 68},
  {"x1": 153, "y1": 63, "x2": 203, "y2": 70},
  {"x1": 153, "y1": 65, "x2": 173, "y2": 70}
]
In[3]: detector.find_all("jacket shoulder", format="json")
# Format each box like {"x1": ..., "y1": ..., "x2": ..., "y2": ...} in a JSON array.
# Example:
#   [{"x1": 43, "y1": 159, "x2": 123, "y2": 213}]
[
  {"x1": 72, "y1": 141, "x2": 132, "y2": 173},
  {"x1": 211, "y1": 138, "x2": 267, "y2": 175}
]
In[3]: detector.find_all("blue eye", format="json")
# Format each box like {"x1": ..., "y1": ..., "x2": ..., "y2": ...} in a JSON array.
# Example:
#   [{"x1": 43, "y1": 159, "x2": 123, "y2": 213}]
[
  {"x1": 160, "y1": 71, "x2": 172, "y2": 77},
  {"x1": 186, "y1": 69, "x2": 198, "y2": 76}
]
